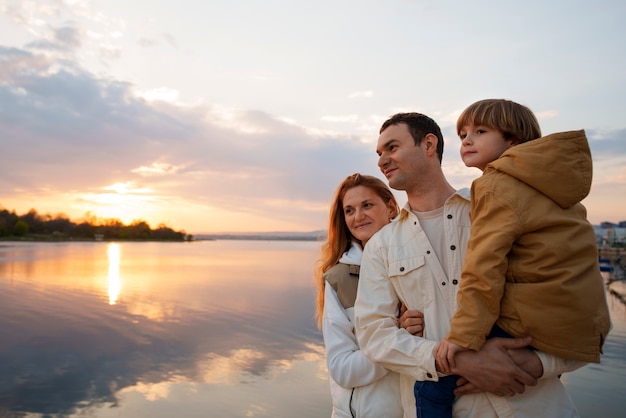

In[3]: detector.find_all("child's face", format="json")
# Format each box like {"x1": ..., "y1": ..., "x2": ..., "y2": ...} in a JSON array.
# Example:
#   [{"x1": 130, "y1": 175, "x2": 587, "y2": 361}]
[{"x1": 458, "y1": 124, "x2": 515, "y2": 171}]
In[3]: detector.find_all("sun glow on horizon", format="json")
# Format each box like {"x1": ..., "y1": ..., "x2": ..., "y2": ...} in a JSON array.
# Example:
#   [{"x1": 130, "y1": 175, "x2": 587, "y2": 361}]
[{"x1": 75, "y1": 182, "x2": 160, "y2": 226}]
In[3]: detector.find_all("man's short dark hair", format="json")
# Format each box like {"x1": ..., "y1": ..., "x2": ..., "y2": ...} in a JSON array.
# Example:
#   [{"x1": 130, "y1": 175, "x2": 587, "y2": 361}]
[{"x1": 380, "y1": 113, "x2": 444, "y2": 163}]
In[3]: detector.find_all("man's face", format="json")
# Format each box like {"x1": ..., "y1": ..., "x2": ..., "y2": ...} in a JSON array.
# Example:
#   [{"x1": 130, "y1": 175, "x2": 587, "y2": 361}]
[{"x1": 376, "y1": 123, "x2": 423, "y2": 191}]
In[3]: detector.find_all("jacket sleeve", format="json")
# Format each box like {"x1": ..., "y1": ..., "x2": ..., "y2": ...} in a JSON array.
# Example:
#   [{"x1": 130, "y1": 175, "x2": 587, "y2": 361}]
[
  {"x1": 322, "y1": 283, "x2": 389, "y2": 388},
  {"x1": 447, "y1": 183, "x2": 520, "y2": 350},
  {"x1": 355, "y1": 241, "x2": 439, "y2": 382},
  {"x1": 535, "y1": 351, "x2": 587, "y2": 379}
]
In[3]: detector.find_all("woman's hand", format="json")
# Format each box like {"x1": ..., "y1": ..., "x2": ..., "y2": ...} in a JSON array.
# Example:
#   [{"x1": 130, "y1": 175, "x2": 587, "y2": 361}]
[{"x1": 398, "y1": 304, "x2": 424, "y2": 336}]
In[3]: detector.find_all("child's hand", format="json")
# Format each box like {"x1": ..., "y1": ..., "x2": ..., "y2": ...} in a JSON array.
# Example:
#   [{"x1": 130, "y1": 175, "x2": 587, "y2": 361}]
[{"x1": 434, "y1": 339, "x2": 466, "y2": 374}]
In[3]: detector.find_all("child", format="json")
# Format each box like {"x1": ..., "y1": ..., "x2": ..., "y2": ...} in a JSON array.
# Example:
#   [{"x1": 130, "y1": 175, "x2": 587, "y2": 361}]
[{"x1": 429, "y1": 99, "x2": 610, "y2": 416}]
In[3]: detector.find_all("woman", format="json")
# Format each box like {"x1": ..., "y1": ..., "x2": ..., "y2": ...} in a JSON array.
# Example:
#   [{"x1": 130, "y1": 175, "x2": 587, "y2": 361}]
[{"x1": 315, "y1": 173, "x2": 423, "y2": 418}]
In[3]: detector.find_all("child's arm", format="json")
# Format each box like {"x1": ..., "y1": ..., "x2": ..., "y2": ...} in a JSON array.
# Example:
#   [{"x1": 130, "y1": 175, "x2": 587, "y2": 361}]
[
  {"x1": 447, "y1": 182, "x2": 521, "y2": 350},
  {"x1": 434, "y1": 338, "x2": 468, "y2": 374}
]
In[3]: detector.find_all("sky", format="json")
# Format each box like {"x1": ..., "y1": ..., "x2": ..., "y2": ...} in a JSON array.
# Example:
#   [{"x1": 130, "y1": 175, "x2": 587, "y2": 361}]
[{"x1": 1, "y1": 0, "x2": 625, "y2": 234}]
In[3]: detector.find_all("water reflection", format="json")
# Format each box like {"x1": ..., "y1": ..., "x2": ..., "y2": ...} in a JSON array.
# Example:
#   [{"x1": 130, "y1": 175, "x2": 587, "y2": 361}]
[
  {"x1": 0, "y1": 241, "x2": 624, "y2": 417},
  {"x1": 0, "y1": 241, "x2": 330, "y2": 417},
  {"x1": 107, "y1": 243, "x2": 121, "y2": 305},
  {"x1": 563, "y1": 280, "x2": 626, "y2": 417}
]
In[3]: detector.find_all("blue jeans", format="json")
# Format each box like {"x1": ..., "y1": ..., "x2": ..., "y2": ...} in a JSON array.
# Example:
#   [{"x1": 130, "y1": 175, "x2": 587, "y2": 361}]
[
  {"x1": 414, "y1": 325, "x2": 516, "y2": 418},
  {"x1": 414, "y1": 375, "x2": 458, "y2": 418}
]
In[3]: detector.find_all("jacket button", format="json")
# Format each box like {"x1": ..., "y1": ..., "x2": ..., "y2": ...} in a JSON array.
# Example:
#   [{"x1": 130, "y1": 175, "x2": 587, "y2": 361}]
[
  {"x1": 452, "y1": 279, "x2": 458, "y2": 285},
  {"x1": 400, "y1": 267, "x2": 405, "y2": 272},
  {"x1": 427, "y1": 373, "x2": 433, "y2": 378},
  {"x1": 450, "y1": 245, "x2": 456, "y2": 250},
  {"x1": 447, "y1": 214, "x2": 453, "y2": 219},
  {"x1": 441, "y1": 282, "x2": 446, "y2": 286},
  {"x1": 426, "y1": 250, "x2": 431, "y2": 254}
]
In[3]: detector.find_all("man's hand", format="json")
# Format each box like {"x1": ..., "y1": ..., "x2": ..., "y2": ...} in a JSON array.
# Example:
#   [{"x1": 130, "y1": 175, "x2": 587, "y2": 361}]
[
  {"x1": 451, "y1": 336, "x2": 537, "y2": 397},
  {"x1": 398, "y1": 304, "x2": 424, "y2": 337},
  {"x1": 452, "y1": 347, "x2": 543, "y2": 396},
  {"x1": 507, "y1": 346, "x2": 543, "y2": 379}
]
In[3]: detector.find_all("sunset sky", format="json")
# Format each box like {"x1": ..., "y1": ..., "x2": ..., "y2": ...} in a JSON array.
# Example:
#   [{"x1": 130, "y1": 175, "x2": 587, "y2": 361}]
[{"x1": 1, "y1": 0, "x2": 625, "y2": 234}]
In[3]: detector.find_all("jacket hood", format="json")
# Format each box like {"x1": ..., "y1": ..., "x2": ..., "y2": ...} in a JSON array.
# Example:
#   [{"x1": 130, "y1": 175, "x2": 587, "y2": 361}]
[
  {"x1": 338, "y1": 240, "x2": 363, "y2": 265},
  {"x1": 487, "y1": 130, "x2": 592, "y2": 209}
]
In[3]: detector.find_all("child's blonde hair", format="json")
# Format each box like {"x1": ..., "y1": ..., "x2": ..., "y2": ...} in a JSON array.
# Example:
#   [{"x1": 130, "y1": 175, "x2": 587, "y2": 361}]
[{"x1": 456, "y1": 99, "x2": 542, "y2": 144}]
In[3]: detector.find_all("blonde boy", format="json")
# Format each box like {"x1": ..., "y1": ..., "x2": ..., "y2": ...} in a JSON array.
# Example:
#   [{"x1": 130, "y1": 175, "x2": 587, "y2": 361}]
[{"x1": 431, "y1": 99, "x2": 610, "y2": 417}]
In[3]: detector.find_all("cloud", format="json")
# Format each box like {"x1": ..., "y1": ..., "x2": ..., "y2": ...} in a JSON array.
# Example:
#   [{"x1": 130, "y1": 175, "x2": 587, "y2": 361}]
[
  {"x1": 132, "y1": 162, "x2": 185, "y2": 176},
  {"x1": 320, "y1": 114, "x2": 359, "y2": 123},
  {"x1": 2, "y1": 0, "x2": 624, "y2": 231},
  {"x1": 0, "y1": 44, "x2": 377, "y2": 231},
  {"x1": 1, "y1": 1, "x2": 62, "y2": 29},
  {"x1": 137, "y1": 36, "x2": 158, "y2": 48},
  {"x1": 137, "y1": 33, "x2": 178, "y2": 49},
  {"x1": 348, "y1": 90, "x2": 373, "y2": 99},
  {"x1": 136, "y1": 86, "x2": 180, "y2": 103},
  {"x1": 587, "y1": 128, "x2": 626, "y2": 155},
  {"x1": 26, "y1": 25, "x2": 84, "y2": 51},
  {"x1": 535, "y1": 109, "x2": 559, "y2": 120},
  {"x1": 0, "y1": 46, "x2": 49, "y2": 81},
  {"x1": 3, "y1": 41, "x2": 623, "y2": 230}
]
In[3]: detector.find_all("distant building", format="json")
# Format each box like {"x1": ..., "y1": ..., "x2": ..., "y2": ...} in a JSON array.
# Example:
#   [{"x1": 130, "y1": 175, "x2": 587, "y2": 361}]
[{"x1": 594, "y1": 225, "x2": 626, "y2": 247}]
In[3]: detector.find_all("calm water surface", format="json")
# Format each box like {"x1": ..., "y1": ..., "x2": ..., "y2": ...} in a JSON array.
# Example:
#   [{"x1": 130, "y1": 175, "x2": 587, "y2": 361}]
[{"x1": 0, "y1": 241, "x2": 623, "y2": 417}]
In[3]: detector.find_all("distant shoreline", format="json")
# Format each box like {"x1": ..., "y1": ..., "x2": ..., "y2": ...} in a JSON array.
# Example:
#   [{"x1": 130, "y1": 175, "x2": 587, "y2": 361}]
[
  {"x1": 0, "y1": 235, "x2": 323, "y2": 243},
  {"x1": 193, "y1": 230, "x2": 326, "y2": 241},
  {"x1": 195, "y1": 234, "x2": 323, "y2": 242},
  {"x1": 0, "y1": 236, "x2": 188, "y2": 243}
]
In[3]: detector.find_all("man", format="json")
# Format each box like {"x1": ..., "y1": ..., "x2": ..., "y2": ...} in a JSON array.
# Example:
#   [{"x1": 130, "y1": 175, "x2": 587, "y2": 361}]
[{"x1": 354, "y1": 113, "x2": 582, "y2": 418}]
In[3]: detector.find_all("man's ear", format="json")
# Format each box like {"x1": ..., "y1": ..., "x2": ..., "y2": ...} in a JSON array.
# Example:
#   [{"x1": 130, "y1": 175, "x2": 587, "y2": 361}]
[{"x1": 423, "y1": 133, "x2": 438, "y2": 156}]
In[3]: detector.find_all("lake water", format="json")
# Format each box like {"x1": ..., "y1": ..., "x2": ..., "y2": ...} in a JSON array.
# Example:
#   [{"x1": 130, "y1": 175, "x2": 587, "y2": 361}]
[{"x1": 0, "y1": 241, "x2": 623, "y2": 418}]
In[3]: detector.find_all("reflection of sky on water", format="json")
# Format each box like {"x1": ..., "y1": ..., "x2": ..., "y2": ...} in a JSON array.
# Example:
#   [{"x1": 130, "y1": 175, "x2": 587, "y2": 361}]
[
  {"x1": 0, "y1": 241, "x2": 330, "y2": 417},
  {"x1": 1, "y1": 242, "x2": 624, "y2": 417}
]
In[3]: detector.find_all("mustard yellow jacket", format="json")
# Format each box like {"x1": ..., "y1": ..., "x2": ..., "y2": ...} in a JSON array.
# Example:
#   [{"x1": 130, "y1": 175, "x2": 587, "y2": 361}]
[{"x1": 447, "y1": 130, "x2": 611, "y2": 363}]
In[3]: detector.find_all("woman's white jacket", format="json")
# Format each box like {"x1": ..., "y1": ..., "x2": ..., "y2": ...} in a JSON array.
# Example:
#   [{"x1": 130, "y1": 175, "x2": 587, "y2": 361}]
[{"x1": 322, "y1": 243, "x2": 402, "y2": 418}]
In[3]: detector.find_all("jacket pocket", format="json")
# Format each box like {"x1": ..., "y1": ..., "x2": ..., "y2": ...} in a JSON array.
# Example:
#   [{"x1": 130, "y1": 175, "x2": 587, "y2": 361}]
[
  {"x1": 389, "y1": 256, "x2": 433, "y2": 310},
  {"x1": 389, "y1": 255, "x2": 425, "y2": 276}
]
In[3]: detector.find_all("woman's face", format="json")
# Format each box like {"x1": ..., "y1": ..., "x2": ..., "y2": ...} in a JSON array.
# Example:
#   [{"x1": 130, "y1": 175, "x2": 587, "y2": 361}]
[{"x1": 342, "y1": 185, "x2": 395, "y2": 247}]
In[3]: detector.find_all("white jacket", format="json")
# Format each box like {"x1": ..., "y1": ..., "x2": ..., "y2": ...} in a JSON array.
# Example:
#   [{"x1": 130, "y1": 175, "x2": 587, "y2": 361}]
[
  {"x1": 355, "y1": 190, "x2": 583, "y2": 418},
  {"x1": 323, "y1": 243, "x2": 402, "y2": 418}
]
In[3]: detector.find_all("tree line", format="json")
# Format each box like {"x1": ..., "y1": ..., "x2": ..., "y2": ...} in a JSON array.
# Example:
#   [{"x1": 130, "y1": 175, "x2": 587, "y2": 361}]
[{"x1": 0, "y1": 207, "x2": 192, "y2": 241}]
